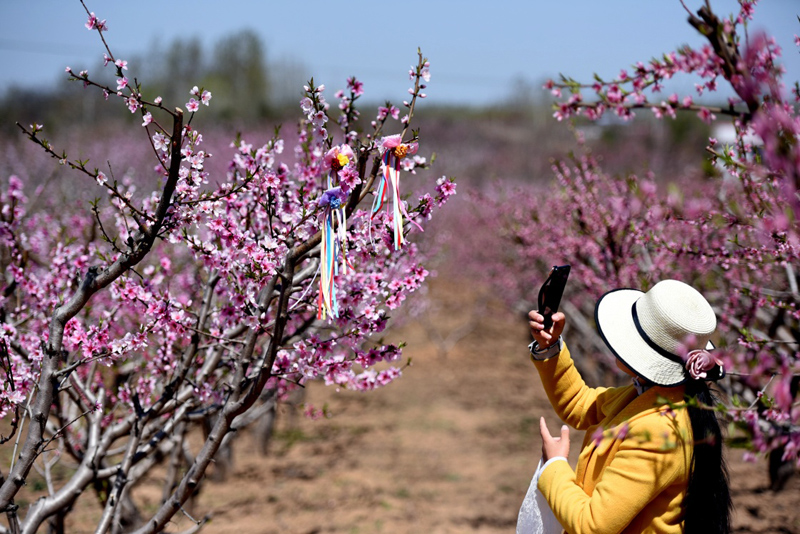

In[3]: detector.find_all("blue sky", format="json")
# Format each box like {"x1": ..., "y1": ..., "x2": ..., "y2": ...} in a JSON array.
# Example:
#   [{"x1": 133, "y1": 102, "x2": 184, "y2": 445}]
[{"x1": 1, "y1": 1, "x2": 798, "y2": 106}]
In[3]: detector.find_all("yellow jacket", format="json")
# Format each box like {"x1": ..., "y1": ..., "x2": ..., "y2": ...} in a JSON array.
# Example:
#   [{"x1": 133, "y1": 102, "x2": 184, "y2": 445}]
[{"x1": 533, "y1": 342, "x2": 692, "y2": 534}]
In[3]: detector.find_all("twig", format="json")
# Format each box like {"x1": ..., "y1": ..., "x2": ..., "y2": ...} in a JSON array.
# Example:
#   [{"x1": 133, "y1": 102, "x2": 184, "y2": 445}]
[
  {"x1": 9, "y1": 386, "x2": 36, "y2": 472},
  {"x1": 747, "y1": 374, "x2": 776, "y2": 410},
  {"x1": 174, "y1": 512, "x2": 211, "y2": 534}
]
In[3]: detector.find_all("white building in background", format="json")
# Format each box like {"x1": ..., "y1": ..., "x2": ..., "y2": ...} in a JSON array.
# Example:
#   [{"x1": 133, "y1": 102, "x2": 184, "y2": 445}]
[
  {"x1": 711, "y1": 121, "x2": 762, "y2": 150},
  {"x1": 709, "y1": 121, "x2": 766, "y2": 213}
]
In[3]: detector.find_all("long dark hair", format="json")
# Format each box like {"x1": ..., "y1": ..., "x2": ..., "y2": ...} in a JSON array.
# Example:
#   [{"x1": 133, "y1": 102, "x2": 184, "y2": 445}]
[{"x1": 683, "y1": 380, "x2": 732, "y2": 534}]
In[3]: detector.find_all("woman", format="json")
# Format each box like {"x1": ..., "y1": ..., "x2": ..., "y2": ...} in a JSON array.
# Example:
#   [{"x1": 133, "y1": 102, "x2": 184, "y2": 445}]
[{"x1": 527, "y1": 279, "x2": 732, "y2": 534}]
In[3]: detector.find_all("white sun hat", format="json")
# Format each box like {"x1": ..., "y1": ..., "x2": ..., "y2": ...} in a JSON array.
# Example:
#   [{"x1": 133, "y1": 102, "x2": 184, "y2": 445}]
[{"x1": 594, "y1": 279, "x2": 722, "y2": 387}]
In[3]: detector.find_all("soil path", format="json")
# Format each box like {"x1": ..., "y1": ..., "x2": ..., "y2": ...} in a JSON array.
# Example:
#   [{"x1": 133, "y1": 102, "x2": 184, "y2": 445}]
[{"x1": 139, "y1": 276, "x2": 798, "y2": 534}]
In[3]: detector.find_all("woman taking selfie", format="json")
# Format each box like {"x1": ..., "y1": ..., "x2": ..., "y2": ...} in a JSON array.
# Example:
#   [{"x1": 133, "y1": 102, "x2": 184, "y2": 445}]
[{"x1": 527, "y1": 279, "x2": 732, "y2": 534}]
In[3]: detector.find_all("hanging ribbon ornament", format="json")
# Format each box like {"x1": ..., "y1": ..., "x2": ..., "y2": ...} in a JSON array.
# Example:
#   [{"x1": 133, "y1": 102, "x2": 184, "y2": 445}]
[
  {"x1": 372, "y1": 134, "x2": 423, "y2": 250},
  {"x1": 317, "y1": 145, "x2": 355, "y2": 320},
  {"x1": 317, "y1": 186, "x2": 348, "y2": 319}
]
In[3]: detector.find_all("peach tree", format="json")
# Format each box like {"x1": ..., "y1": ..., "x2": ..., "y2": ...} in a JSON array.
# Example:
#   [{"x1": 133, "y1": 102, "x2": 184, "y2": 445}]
[{"x1": 0, "y1": 3, "x2": 455, "y2": 532}]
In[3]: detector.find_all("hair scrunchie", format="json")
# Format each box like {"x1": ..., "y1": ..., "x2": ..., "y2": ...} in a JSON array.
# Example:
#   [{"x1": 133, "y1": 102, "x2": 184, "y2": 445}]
[{"x1": 685, "y1": 349, "x2": 724, "y2": 380}]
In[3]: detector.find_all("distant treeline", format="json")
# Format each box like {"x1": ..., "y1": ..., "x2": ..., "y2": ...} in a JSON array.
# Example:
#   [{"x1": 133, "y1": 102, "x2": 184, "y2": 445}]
[
  {"x1": 0, "y1": 27, "x2": 714, "y2": 167},
  {"x1": 0, "y1": 30, "x2": 312, "y2": 134},
  {"x1": 0, "y1": 29, "x2": 597, "y2": 138}
]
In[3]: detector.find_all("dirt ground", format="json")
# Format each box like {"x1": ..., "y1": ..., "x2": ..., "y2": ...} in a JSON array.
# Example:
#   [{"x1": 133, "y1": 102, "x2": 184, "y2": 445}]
[
  {"x1": 32, "y1": 274, "x2": 795, "y2": 533},
  {"x1": 106, "y1": 274, "x2": 795, "y2": 534}
]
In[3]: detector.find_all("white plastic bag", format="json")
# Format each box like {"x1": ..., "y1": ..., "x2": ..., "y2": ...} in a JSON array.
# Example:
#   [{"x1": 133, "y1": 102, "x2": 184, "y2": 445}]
[{"x1": 516, "y1": 458, "x2": 563, "y2": 534}]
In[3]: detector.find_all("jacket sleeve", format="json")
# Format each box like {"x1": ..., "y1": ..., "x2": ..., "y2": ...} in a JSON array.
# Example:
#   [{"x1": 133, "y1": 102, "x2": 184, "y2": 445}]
[
  {"x1": 536, "y1": 415, "x2": 689, "y2": 534},
  {"x1": 532, "y1": 341, "x2": 617, "y2": 430}
]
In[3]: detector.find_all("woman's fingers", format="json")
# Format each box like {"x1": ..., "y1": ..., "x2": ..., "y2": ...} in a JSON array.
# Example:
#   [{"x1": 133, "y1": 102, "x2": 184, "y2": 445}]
[
  {"x1": 539, "y1": 416, "x2": 551, "y2": 439},
  {"x1": 528, "y1": 311, "x2": 545, "y2": 335},
  {"x1": 560, "y1": 424, "x2": 570, "y2": 445},
  {"x1": 529, "y1": 310, "x2": 565, "y2": 325},
  {"x1": 540, "y1": 417, "x2": 570, "y2": 461},
  {"x1": 528, "y1": 311, "x2": 565, "y2": 331},
  {"x1": 539, "y1": 416, "x2": 553, "y2": 460}
]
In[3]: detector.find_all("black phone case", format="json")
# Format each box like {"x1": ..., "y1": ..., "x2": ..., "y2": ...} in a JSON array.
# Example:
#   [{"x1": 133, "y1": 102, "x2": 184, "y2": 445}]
[{"x1": 538, "y1": 265, "x2": 570, "y2": 329}]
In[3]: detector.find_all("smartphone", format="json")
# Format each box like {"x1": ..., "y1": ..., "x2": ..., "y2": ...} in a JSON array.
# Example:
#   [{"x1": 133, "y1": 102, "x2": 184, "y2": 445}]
[{"x1": 538, "y1": 265, "x2": 571, "y2": 330}]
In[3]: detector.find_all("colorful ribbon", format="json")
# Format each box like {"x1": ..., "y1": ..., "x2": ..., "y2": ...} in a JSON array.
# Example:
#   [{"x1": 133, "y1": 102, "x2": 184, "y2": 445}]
[
  {"x1": 371, "y1": 135, "x2": 422, "y2": 250},
  {"x1": 317, "y1": 144, "x2": 356, "y2": 320},
  {"x1": 317, "y1": 186, "x2": 346, "y2": 319},
  {"x1": 318, "y1": 185, "x2": 349, "y2": 320}
]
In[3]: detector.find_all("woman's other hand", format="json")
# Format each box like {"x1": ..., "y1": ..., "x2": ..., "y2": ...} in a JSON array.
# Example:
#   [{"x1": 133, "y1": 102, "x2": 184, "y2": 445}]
[
  {"x1": 528, "y1": 310, "x2": 565, "y2": 349},
  {"x1": 539, "y1": 417, "x2": 570, "y2": 461}
]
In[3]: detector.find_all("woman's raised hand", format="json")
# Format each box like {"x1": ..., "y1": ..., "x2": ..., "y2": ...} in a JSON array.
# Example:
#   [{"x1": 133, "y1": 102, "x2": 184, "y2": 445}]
[
  {"x1": 528, "y1": 310, "x2": 565, "y2": 349},
  {"x1": 539, "y1": 417, "x2": 570, "y2": 461}
]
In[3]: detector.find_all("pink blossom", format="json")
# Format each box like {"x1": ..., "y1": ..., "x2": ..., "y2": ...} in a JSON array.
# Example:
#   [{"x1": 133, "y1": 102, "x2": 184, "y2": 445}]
[
  {"x1": 420, "y1": 64, "x2": 431, "y2": 82},
  {"x1": 116, "y1": 77, "x2": 128, "y2": 91},
  {"x1": 591, "y1": 426, "x2": 605, "y2": 446},
  {"x1": 697, "y1": 107, "x2": 716, "y2": 124},
  {"x1": 323, "y1": 144, "x2": 355, "y2": 171},
  {"x1": 606, "y1": 84, "x2": 623, "y2": 104},
  {"x1": 85, "y1": 12, "x2": 107, "y2": 31},
  {"x1": 115, "y1": 59, "x2": 127, "y2": 70},
  {"x1": 152, "y1": 132, "x2": 168, "y2": 152},
  {"x1": 739, "y1": 0, "x2": 755, "y2": 21},
  {"x1": 381, "y1": 134, "x2": 418, "y2": 157},
  {"x1": 189, "y1": 152, "x2": 205, "y2": 170},
  {"x1": 142, "y1": 112, "x2": 152, "y2": 127},
  {"x1": 264, "y1": 172, "x2": 281, "y2": 189},
  {"x1": 185, "y1": 98, "x2": 200, "y2": 113},
  {"x1": 339, "y1": 166, "x2": 361, "y2": 192},
  {"x1": 435, "y1": 176, "x2": 457, "y2": 206},
  {"x1": 377, "y1": 105, "x2": 400, "y2": 121},
  {"x1": 773, "y1": 376, "x2": 794, "y2": 411},
  {"x1": 347, "y1": 76, "x2": 364, "y2": 97}
]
